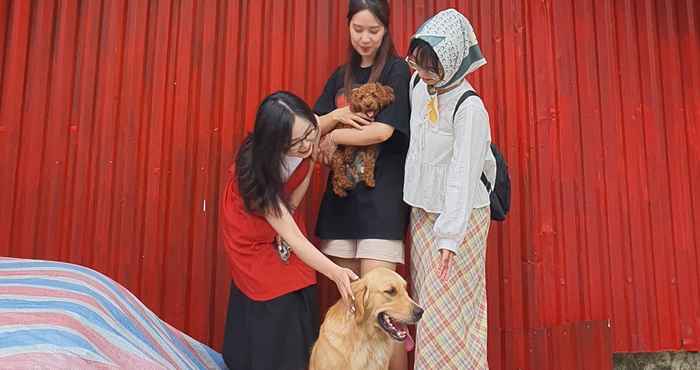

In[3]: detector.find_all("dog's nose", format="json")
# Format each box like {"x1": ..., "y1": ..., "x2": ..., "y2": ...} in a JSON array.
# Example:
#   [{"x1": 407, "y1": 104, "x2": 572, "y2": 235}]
[{"x1": 413, "y1": 306, "x2": 425, "y2": 320}]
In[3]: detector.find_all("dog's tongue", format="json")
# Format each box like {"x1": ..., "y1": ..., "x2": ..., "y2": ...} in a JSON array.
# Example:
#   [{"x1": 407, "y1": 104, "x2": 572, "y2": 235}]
[{"x1": 404, "y1": 331, "x2": 415, "y2": 352}]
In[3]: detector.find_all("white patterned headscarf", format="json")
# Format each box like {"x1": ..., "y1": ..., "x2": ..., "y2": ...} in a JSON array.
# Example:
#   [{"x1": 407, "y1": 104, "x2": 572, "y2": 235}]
[{"x1": 411, "y1": 9, "x2": 486, "y2": 123}]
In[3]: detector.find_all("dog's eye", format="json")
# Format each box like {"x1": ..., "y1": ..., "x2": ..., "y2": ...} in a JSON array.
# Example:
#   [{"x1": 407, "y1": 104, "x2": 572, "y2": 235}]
[{"x1": 384, "y1": 287, "x2": 397, "y2": 296}]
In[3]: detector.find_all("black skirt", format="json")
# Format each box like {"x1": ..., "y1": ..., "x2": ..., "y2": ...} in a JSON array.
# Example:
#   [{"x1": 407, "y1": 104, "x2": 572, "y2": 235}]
[{"x1": 222, "y1": 281, "x2": 319, "y2": 370}]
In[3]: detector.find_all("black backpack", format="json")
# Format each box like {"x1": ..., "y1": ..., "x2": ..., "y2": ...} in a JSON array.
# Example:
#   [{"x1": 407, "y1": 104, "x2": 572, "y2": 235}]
[
  {"x1": 412, "y1": 75, "x2": 511, "y2": 221},
  {"x1": 453, "y1": 90, "x2": 511, "y2": 221}
]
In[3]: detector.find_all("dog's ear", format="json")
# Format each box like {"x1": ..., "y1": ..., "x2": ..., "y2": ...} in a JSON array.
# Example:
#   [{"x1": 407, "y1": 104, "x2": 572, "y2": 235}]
[
  {"x1": 349, "y1": 88, "x2": 364, "y2": 113},
  {"x1": 350, "y1": 86, "x2": 363, "y2": 102},
  {"x1": 351, "y1": 278, "x2": 369, "y2": 323},
  {"x1": 380, "y1": 85, "x2": 395, "y2": 105}
]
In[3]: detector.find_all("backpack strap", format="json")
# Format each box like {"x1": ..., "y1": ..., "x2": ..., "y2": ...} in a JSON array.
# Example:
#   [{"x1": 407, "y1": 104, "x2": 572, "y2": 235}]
[
  {"x1": 452, "y1": 90, "x2": 490, "y2": 192},
  {"x1": 452, "y1": 90, "x2": 479, "y2": 121},
  {"x1": 409, "y1": 72, "x2": 421, "y2": 109},
  {"x1": 481, "y1": 172, "x2": 491, "y2": 192},
  {"x1": 412, "y1": 73, "x2": 421, "y2": 90}
]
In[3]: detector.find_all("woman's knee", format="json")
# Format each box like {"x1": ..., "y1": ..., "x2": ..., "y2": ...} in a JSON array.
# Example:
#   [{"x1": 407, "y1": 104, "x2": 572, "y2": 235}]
[{"x1": 360, "y1": 258, "x2": 397, "y2": 276}]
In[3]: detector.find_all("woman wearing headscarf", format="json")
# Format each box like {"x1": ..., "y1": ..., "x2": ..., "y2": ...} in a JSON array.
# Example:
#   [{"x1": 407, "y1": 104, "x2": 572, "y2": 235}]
[{"x1": 403, "y1": 9, "x2": 497, "y2": 369}]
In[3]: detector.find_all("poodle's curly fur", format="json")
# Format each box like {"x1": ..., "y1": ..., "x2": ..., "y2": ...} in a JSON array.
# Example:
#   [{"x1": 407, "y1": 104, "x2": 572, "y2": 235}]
[{"x1": 330, "y1": 83, "x2": 395, "y2": 197}]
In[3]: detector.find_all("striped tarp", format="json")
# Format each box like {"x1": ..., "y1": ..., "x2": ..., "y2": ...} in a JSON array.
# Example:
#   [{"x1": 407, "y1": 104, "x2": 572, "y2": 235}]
[{"x1": 0, "y1": 257, "x2": 226, "y2": 369}]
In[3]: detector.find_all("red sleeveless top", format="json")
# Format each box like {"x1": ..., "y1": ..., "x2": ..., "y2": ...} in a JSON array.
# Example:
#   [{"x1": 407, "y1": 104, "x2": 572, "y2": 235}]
[{"x1": 221, "y1": 159, "x2": 316, "y2": 301}]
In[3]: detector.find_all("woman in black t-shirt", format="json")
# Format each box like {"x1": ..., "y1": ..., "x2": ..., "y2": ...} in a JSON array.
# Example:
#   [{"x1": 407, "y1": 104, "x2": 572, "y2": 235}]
[{"x1": 313, "y1": 1, "x2": 411, "y2": 369}]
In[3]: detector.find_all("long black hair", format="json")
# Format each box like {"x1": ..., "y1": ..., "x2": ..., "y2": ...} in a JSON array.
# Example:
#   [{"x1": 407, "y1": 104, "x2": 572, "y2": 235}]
[
  {"x1": 235, "y1": 91, "x2": 318, "y2": 216},
  {"x1": 344, "y1": 0, "x2": 397, "y2": 103}
]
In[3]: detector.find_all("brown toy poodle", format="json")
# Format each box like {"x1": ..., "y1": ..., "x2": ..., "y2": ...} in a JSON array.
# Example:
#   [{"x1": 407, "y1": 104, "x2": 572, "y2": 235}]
[{"x1": 330, "y1": 82, "x2": 394, "y2": 197}]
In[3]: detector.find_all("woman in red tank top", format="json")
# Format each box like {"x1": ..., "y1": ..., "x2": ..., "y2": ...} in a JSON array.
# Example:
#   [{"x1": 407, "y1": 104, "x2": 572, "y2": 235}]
[{"x1": 220, "y1": 91, "x2": 357, "y2": 370}]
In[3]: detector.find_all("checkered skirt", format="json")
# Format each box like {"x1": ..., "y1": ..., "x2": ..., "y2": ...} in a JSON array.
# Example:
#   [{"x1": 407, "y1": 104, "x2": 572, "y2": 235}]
[{"x1": 410, "y1": 206, "x2": 490, "y2": 370}]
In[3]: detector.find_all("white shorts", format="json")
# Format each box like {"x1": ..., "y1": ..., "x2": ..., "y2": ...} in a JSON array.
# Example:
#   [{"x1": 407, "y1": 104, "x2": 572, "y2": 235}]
[{"x1": 320, "y1": 239, "x2": 405, "y2": 264}]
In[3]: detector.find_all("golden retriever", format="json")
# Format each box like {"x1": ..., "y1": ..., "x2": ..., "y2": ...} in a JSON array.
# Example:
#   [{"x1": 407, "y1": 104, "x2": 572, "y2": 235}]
[{"x1": 309, "y1": 267, "x2": 424, "y2": 370}]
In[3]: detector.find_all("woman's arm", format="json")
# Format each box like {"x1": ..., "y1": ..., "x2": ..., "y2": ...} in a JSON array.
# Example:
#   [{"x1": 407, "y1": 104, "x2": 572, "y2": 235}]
[
  {"x1": 317, "y1": 113, "x2": 339, "y2": 136},
  {"x1": 265, "y1": 206, "x2": 334, "y2": 276},
  {"x1": 317, "y1": 107, "x2": 372, "y2": 136},
  {"x1": 264, "y1": 203, "x2": 358, "y2": 306},
  {"x1": 433, "y1": 103, "x2": 490, "y2": 280},
  {"x1": 329, "y1": 122, "x2": 395, "y2": 146},
  {"x1": 318, "y1": 122, "x2": 395, "y2": 164}
]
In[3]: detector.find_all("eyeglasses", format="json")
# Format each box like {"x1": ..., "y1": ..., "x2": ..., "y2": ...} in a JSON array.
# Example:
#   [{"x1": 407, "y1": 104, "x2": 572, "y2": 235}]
[
  {"x1": 288, "y1": 126, "x2": 318, "y2": 149},
  {"x1": 405, "y1": 56, "x2": 441, "y2": 80}
]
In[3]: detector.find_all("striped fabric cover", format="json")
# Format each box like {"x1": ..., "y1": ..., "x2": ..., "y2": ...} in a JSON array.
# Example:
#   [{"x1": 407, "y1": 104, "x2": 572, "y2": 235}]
[{"x1": 0, "y1": 257, "x2": 227, "y2": 369}]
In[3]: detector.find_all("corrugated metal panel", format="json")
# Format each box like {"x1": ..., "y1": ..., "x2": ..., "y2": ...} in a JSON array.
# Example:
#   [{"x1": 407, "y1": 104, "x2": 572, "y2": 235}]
[{"x1": 0, "y1": 0, "x2": 698, "y2": 368}]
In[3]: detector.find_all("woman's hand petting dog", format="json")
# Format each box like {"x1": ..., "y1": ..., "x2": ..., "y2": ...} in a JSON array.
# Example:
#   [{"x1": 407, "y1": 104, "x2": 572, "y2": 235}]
[
  {"x1": 332, "y1": 106, "x2": 372, "y2": 129},
  {"x1": 330, "y1": 266, "x2": 359, "y2": 312}
]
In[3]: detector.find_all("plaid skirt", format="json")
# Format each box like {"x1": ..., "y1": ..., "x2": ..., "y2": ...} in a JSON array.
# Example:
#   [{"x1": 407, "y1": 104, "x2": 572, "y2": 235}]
[{"x1": 410, "y1": 206, "x2": 491, "y2": 370}]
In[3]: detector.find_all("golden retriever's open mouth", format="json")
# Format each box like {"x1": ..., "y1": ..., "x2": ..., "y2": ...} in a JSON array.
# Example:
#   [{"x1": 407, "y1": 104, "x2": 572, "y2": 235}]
[{"x1": 377, "y1": 312, "x2": 409, "y2": 341}]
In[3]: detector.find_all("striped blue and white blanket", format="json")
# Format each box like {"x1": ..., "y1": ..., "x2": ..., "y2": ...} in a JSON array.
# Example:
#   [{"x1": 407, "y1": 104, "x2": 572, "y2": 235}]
[{"x1": 0, "y1": 257, "x2": 226, "y2": 369}]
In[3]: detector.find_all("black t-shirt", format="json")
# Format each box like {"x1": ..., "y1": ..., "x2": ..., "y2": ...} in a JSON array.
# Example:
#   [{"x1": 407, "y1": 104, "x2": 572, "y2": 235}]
[{"x1": 314, "y1": 56, "x2": 411, "y2": 240}]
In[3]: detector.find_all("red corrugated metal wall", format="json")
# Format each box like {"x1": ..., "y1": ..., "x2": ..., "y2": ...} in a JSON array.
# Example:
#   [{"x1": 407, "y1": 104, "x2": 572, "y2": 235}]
[{"x1": 1, "y1": 0, "x2": 698, "y2": 368}]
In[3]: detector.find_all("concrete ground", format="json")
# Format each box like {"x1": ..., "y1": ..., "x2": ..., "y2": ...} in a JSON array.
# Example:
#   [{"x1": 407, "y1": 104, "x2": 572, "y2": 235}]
[{"x1": 614, "y1": 352, "x2": 700, "y2": 370}]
